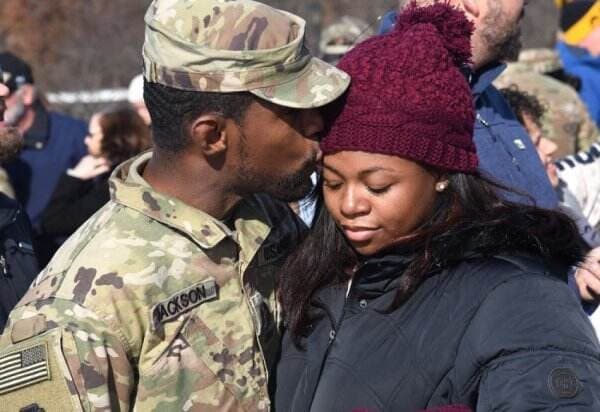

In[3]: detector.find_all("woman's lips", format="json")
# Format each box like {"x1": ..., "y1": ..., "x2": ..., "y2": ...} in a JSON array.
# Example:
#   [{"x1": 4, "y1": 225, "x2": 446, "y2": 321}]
[{"x1": 342, "y1": 226, "x2": 380, "y2": 243}]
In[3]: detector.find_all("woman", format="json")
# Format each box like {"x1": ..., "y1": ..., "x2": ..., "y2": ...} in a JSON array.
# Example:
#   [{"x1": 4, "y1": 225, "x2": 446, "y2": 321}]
[
  {"x1": 276, "y1": 3, "x2": 600, "y2": 411},
  {"x1": 42, "y1": 106, "x2": 150, "y2": 237}
]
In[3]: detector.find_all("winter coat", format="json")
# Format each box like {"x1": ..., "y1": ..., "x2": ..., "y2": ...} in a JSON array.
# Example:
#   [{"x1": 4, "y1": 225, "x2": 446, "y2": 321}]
[
  {"x1": 0, "y1": 193, "x2": 39, "y2": 331},
  {"x1": 41, "y1": 172, "x2": 110, "y2": 238},
  {"x1": 276, "y1": 252, "x2": 600, "y2": 411}
]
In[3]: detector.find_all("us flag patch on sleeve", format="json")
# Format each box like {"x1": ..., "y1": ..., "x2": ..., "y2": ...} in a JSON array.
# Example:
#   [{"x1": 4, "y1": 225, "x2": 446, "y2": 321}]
[{"x1": 0, "y1": 344, "x2": 50, "y2": 394}]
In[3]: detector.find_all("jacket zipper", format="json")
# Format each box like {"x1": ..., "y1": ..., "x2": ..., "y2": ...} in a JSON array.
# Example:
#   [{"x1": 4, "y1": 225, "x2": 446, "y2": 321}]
[{"x1": 308, "y1": 282, "x2": 352, "y2": 411}]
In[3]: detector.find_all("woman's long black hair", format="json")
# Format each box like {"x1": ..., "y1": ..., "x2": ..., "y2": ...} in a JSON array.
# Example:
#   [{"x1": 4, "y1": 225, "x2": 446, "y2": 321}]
[{"x1": 279, "y1": 172, "x2": 586, "y2": 347}]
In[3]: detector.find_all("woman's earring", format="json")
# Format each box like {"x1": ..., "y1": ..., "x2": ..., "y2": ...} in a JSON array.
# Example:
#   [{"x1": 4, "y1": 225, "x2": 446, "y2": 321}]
[{"x1": 435, "y1": 180, "x2": 449, "y2": 192}]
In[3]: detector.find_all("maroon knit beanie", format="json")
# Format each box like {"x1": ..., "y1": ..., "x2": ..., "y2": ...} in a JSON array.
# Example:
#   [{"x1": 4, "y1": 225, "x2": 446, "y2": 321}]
[{"x1": 321, "y1": 1, "x2": 478, "y2": 173}]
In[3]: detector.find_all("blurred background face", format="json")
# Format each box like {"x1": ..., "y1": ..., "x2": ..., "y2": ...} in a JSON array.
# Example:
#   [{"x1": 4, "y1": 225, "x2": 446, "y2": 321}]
[
  {"x1": 580, "y1": 25, "x2": 600, "y2": 56},
  {"x1": 0, "y1": 82, "x2": 8, "y2": 123},
  {"x1": 0, "y1": 80, "x2": 24, "y2": 162},
  {"x1": 522, "y1": 112, "x2": 559, "y2": 187},
  {"x1": 3, "y1": 87, "x2": 26, "y2": 126},
  {"x1": 322, "y1": 151, "x2": 439, "y2": 256},
  {"x1": 85, "y1": 113, "x2": 104, "y2": 157}
]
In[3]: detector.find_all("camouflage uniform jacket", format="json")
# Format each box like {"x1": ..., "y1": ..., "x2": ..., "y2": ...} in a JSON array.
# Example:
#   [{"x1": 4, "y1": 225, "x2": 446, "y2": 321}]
[
  {"x1": 0, "y1": 152, "x2": 306, "y2": 412},
  {"x1": 494, "y1": 49, "x2": 600, "y2": 157}
]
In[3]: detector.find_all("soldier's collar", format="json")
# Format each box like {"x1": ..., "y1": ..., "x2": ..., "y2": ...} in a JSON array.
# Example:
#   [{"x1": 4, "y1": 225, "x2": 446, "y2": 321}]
[{"x1": 109, "y1": 152, "x2": 232, "y2": 249}]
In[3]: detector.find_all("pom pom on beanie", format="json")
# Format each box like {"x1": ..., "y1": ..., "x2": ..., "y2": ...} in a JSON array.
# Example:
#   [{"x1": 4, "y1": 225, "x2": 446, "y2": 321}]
[{"x1": 321, "y1": 1, "x2": 478, "y2": 173}]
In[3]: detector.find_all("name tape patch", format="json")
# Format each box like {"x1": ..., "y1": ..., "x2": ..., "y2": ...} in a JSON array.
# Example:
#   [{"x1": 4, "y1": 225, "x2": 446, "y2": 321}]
[
  {"x1": 151, "y1": 279, "x2": 218, "y2": 329},
  {"x1": 0, "y1": 344, "x2": 50, "y2": 395}
]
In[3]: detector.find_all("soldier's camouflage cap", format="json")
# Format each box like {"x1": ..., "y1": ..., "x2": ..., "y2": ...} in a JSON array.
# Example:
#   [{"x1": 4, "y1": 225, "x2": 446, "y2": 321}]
[{"x1": 143, "y1": 0, "x2": 350, "y2": 109}]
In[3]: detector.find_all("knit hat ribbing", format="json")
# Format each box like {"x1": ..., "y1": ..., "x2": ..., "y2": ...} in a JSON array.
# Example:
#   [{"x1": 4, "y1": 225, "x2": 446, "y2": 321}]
[{"x1": 320, "y1": 1, "x2": 478, "y2": 173}]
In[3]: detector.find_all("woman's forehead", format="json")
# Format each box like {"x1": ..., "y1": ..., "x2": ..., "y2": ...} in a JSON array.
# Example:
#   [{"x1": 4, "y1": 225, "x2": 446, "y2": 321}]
[{"x1": 323, "y1": 151, "x2": 424, "y2": 174}]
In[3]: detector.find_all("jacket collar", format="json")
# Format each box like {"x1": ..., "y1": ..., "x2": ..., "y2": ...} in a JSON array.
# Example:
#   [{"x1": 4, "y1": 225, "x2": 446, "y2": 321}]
[
  {"x1": 352, "y1": 250, "x2": 415, "y2": 299},
  {"x1": 470, "y1": 62, "x2": 506, "y2": 97},
  {"x1": 109, "y1": 151, "x2": 271, "y2": 253},
  {"x1": 23, "y1": 102, "x2": 49, "y2": 150}
]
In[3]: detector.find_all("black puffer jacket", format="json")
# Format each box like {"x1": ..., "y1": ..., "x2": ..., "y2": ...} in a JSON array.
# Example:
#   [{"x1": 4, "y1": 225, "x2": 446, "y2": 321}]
[
  {"x1": 0, "y1": 193, "x2": 39, "y2": 331},
  {"x1": 276, "y1": 252, "x2": 600, "y2": 411}
]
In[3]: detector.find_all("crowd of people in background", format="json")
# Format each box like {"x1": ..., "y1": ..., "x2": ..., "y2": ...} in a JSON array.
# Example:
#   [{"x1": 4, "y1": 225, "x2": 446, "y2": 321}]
[{"x1": 0, "y1": 0, "x2": 600, "y2": 410}]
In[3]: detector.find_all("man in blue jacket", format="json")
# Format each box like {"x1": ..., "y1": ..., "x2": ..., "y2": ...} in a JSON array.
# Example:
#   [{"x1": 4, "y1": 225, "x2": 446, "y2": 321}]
[
  {"x1": 380, "y1": 0, "x2": 600, "y2": 309},
  {"x1": 0, "y1": 52, "x2": 87, "y2": 265}
]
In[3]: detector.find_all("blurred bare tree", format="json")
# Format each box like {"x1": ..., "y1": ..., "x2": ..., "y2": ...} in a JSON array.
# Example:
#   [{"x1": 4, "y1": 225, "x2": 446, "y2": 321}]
[
  {"x1": 0, "y1": 0, "x2": 149, "y2": 118},
  {"x1": 0, "y1": 0, "x2": 561, "y2": 119}
]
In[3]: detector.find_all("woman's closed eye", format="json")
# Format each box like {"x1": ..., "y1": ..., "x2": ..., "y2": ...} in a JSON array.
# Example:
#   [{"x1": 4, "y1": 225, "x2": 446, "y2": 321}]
[
  {"x1": 367, "y1": 185, "x2": 391, "y2": 195},
  {"x1": 323, "y1": 179, "x2": 343, "y2": 190}
]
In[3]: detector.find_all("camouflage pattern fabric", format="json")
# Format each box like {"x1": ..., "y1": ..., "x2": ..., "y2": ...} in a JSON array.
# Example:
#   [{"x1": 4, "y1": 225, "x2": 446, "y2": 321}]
[
  {"x1": 494, "y1": 48, "x2": 600, "y2": 157},
  {"x1": 143, "y1": 0, "x2": 350, "y2": 109},
  {"x1": 0, "y1": 152, "x2": 306, "y2": 411}
]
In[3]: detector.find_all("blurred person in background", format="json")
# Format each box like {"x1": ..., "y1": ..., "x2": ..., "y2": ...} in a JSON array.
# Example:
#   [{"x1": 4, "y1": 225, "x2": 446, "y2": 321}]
[
  {"x1": 495, "y1": 48, "x2": 600, "y2": 157},
  {"x1": 556, "y1": 0, "x2": 600, "y2": 126},
  {"x1": 319, "y1": 16, "x2": 374, "y2": 65},
  {"x1": 0, "y1": 52, "x2": 87, "y2": 266},
  {"x1": 0, "y1": 67, "x2": 39, "y2": 331},
  {"x1": 381, "y1": 0, "x2": 600, "y2": 311},
  {"x1": 42, "y1": 106, "x2": 151, "y2": 240},
  {"x1": 501, "y1": 86, "x2": 600, "y2": 248},
  {"x1": 127, "y1": 73, "x2": 151, "y2": 126}
]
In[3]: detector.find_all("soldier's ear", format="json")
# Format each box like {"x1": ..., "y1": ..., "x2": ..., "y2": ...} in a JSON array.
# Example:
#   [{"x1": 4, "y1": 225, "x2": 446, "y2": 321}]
[{"x1": 189, "y1": 113, "x2": 228, "y2": 157}]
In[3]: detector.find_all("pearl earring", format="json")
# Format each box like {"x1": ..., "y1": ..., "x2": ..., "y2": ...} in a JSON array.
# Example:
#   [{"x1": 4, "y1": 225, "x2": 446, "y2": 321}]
[{"x1": 435, "y1": 181, "x2": 448, "y2": 192}]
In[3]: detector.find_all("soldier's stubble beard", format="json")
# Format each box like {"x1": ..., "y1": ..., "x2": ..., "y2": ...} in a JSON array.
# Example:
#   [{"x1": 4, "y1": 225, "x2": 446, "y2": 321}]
[{"x1": 235, "y1": 132, "x2": 316, "y2": 203}]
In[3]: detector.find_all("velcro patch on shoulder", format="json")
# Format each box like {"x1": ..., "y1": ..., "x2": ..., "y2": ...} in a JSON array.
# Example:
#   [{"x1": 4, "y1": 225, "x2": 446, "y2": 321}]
[
  {"x1": 151, "y1": 279, "x2": 218, "y2": 330},
  {"x1": 0, "y1": 343, "x2": 50, "y2": 395}
]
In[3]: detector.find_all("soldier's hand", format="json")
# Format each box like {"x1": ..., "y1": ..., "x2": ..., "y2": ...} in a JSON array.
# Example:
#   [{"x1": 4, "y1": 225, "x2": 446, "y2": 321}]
[
  {"x1": 68, "y1": 155, "x2": 111, "y2": 180},
  {"x1": 575, "y1": 246, "x2": 600, "y2": 302}
]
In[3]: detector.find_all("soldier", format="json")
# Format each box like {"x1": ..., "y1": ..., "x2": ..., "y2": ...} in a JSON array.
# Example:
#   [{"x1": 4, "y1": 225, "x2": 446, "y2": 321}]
[
  {"x1": 494, "y1": 48, "x2": 600, "y2": 157},
  {"x1": 0, "y1": 0, "x2": 349, "y2": 411}
]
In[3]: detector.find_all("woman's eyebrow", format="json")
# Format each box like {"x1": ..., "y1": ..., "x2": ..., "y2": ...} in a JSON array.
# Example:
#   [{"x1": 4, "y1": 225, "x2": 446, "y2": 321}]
[
  {"x1": 357, "y1": 167, "x2": 394, "y2": 178},
  {"x1": 323, "y1": 164, "x2": 395, "y2": 178}
]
